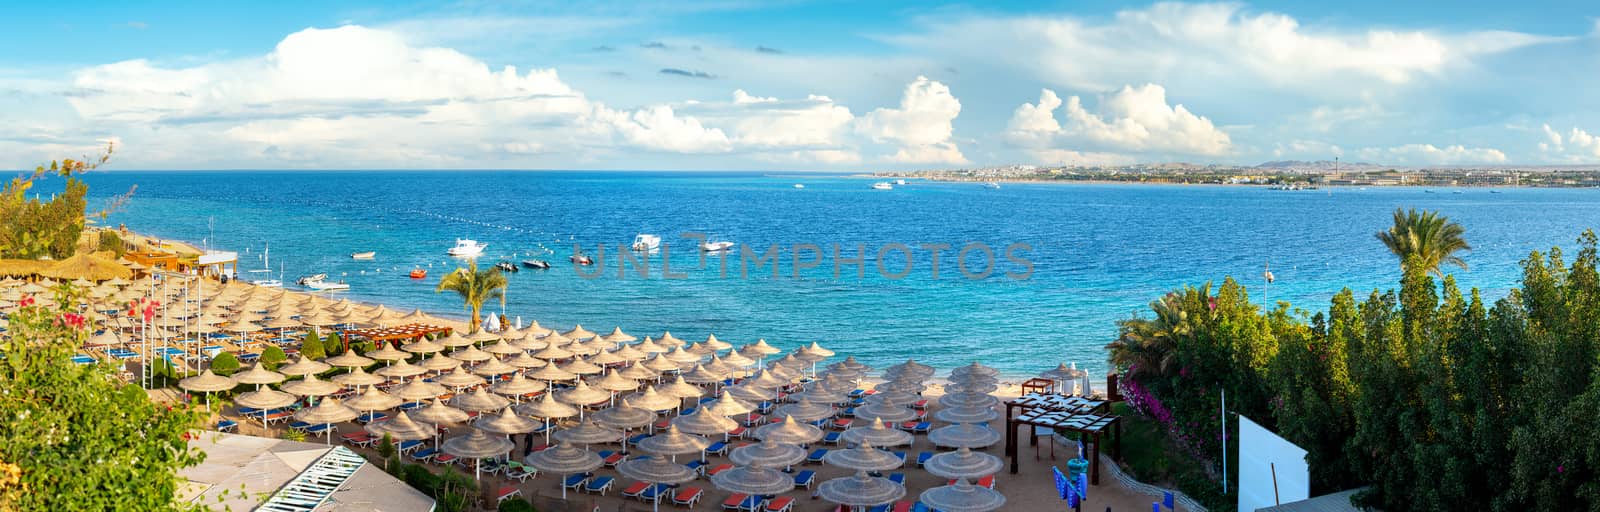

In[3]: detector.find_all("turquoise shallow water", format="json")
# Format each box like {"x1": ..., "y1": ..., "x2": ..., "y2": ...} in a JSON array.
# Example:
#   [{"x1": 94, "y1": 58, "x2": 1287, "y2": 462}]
[{"x1": 65, "y1": 171, "x2": 1600, "y2": 378}]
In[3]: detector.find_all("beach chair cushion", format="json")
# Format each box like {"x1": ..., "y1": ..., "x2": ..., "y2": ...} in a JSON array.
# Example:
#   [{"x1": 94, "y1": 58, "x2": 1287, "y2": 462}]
[
  {"x1": 737, "y1": 494, "x2": 763, "y2": 512},
  {"x1": 433, "y1": 453, "x2": 458, "y2": 465},
  {"x1": 722, "y1": 493, "x2": 750, "y2": 510},
  {"x1": 564, "y1": 473, "x2": 592, "y2": 490},
  {"x1": 793, "y1": 469, "x2": 815, "y2": 489},
  {"x1": 621, "y1": 480, "x2": 649, "y2": 498},
  {"x1": 408, "y1": 448, "x2": 438, "y2": 461},
  {"x1": 585, "y1": 476, "x2": 615, "y2": 494},
  {"x1": 706, "y1": 463, "x2": 732, "y2": 476},
  {"x1": 496, "y1": 486, "x2": 520, "y2": 503},
  {"x1": 888, "y1": 473, "x2": 905, "y2": 485},
  {"x1": 823, "y1": 431, "x2": 842, "y2": 444},
  {"x1": 916, "y1": 451, "x2": 933, "y2": 467},
  {"x1": 673, "y1": 487, "x2": 704, "y2": 506},
  {"x1": 704, "y1": 441, "x2": 728, "y2": 456},
  {"x1": 215, "y1": 420, "x2": 237, "y2": 432},
  {"x1": 807, "y1": 449, "x2": 828, "y2": 463},
  {"x1": 766, "y1": 496, "x2": 795, "y2": 512}
]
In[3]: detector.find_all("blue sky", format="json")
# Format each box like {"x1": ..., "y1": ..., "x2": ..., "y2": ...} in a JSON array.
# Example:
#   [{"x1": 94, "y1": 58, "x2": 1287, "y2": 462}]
[{"x1": 4, "y1": 1, "x2": 1600, "y2": 170}]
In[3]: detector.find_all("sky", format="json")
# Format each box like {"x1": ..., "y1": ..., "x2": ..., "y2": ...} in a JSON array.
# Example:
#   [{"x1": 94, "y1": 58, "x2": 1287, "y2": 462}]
[{"x1": 3, "y1": 0, "x2": 1600, "y2": 170}]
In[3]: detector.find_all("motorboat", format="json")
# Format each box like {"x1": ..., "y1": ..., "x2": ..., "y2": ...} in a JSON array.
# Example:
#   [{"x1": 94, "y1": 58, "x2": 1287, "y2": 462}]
[
  {"x1": 247, "y1": 242, "x2": 282, "y2": 287},
  {"x1": 895, "y1": 179, "x2": 907, "y2": 185},
  {"x1": 701, "y1": 240, "x2": 735, "y2": 252},
  {"x1": 570, "y1": 253, "x2": 593, "y2": 265},
  {"x1": 494, "y1": 261, "x2": 519, "y2": 273},
  {"x1": 350, "y1": 251, "x2": 376, "y2": 260},
  {"x1": 298, "y1": 274, "x2": 349, "y2": 291},
  {"x1": 521, "y1": 260, "x2": 551, "y2": 269},
  {"x1": 793, "y1": 184, "x2": 805, "y2": 189},
  {"x1": 409, "y1": 268, "x2": 427, "y2": 279},
  {"x1": 983, "y1": 182, "x2": 1001, "y2": 190},
  {"x1": 631, "y1": 234, "x2": 661, "y2": 252},
  {"x1": 871, "y1": 182, "x2": 892, "y2": 190},
  {"x1": 447, "y1": 239, "x2": 487, "y2": 257}
]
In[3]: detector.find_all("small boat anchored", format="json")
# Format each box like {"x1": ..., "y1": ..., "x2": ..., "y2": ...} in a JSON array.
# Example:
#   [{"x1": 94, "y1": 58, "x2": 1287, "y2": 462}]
[
  {"x1": 494, "y1": 261, "x2": 519, "y2": 273},
  {"x1": 521, "y1": 260, "x2": 551, "y2": 269},
  {"x1": 409, "y1": 268, "x2": 427, "y2": 279},
  {"x1": 983, "y1": 182, "x2": 1000, "y2": 190},
  {"x1": 700, "y1": 240, "x2": 735, "y2": 252},
  {"x1": 298, "y1": 274, "x2": 349, "y2": 291},
  {"x1": 570, "y1": 252, "x2": 593, "y2": 265},
  {"x1": 793, "y1": 184, "x2": 805, "y2": 189},
  {"x1": 447, "y1": 239, "x2": 487, "y2": 257},
  {"x1": 871, "y1": 182, "x2": 893, "y2": 190},
  {"x1": 350, "y1": 251, "x2": 376, "y2": 260},
  {"x1": 631, "y1": 234, "x2": 661, "y2": 252}
]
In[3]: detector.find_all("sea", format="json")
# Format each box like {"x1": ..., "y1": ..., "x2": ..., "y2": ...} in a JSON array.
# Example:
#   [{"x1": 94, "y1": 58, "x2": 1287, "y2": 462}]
[{"x1": 54, "y1": 171, "x2": 1600, "y2": 379}]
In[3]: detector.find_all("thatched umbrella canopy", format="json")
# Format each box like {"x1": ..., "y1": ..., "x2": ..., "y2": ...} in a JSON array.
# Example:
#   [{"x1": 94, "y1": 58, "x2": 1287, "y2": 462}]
[
  {"x1": 474, "y1": 407, "x2": 540, "y2": 435},
  {"x1": 410, "y1": 398, "x2": 470, "y2": 426},
  {"x1": 670, "y1": 409, "x2": 739, "y2": 436},
  {"x1": 345, "y1": 386, "x2": 404, "y2": 413},
  {"x1": 553, "y1": 419, "x2": 623, "y2": 445},
  {"x1": 523, "y1": 442, "x2": 602, "y2": 499},
  {"x1": 729, "y1": 439, "x2": 806, "y2": 468},
  {"x1": 923, "y1": 446, "x2": 1004, "y2": 480},
  {"x1": 280, "y1": 374, "x2": 341, "y2": 397},
  {"x1": 927, "y1": 423, "x2": 1002, "y2": 449},
  {"x1": 818, "y1": 471, "x2": 907, "y2": 509},
  {"x1": 179, "y1": 370, "x2": 236, "y2": 393},
  {"x1": 450, "y1": 388, "x2": 512, "y2": 413},
  {"x1": 443, "y1": 428, "x2": 515, "y2": 480},
  {"x1": 919, "y1": 478, "x2": 1007, "y2": 512},
  {"x1": 711, "y1": 463, "x2": 794, "y2": 496},
  {"x1": 842, "y1": 417, "x2": 914, "y2": 447},
  {"x1": 366, "y1": 411, "x2": 436, "y2": 441},
  {"x1": 40, "y1": 252, "x2": 132, "y2": 281},
  {"x1": 434, "y1": 367, "x2": 487, "y2": 389},
  {"x1": 591, "y1": 399, "x2": 656, "y2": 431},
  {"x1": 330, "y1": 366, "x2": 386, "y2": 388},
  {"x1": 752, "y1": 415, "x2": 823, "y2": 445}
]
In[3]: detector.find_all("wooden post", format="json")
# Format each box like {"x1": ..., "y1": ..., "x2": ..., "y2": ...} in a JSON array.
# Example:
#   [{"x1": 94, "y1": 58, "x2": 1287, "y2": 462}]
[{"x1": 1006, "y1": 403, "x2": 1019, "y2": 474}]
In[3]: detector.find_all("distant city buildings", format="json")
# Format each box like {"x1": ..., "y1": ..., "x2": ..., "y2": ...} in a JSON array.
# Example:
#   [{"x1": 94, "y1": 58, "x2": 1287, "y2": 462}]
[{"x1": 882, "y1": 162, "x2": 1600, "y2": 188}]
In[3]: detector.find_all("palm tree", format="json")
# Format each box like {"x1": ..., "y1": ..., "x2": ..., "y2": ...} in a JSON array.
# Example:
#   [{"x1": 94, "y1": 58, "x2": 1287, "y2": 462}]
[
  {"x1": 1374, "y1": 208, "x2": 1471, "y2": 276},
  {"x1": 435, "y1": 261, "x2": 508, "y2": 334},
  {"x1": 1106, "y1": 285, "x2": 1201, "y2": 379}
]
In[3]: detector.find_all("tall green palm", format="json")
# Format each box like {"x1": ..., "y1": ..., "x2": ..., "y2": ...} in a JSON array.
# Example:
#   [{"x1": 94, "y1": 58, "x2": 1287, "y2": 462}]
[
  {"x1": 434, "y1": 261, "x2": 508, "y2": 334},
  {"x1": 1374, "y1": 208, "x2": 1471, "y2": 276},
  {"x1": 1106, "y1": 285, "x2": 1202, "y2": 379}
]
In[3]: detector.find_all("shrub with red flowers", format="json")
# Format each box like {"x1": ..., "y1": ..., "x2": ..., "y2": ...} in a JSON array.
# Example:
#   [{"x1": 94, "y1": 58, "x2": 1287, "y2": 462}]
[{"x1": 0, "y1": 282, "x2": 207, "y2": 510}]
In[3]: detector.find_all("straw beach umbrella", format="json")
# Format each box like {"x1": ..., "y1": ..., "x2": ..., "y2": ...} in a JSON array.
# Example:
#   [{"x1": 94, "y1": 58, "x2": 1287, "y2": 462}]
[
  {"x1": 704, "y1": 391, "x2": 756, "y2": 417},
  {"x1": 935, "y1": 406, "x2": 1000, "y2": 424},
  {"x1": 524, "y1": 363, "x2": 577, "y2": 384},
  {"x1": 818, "y1": 471, "x2": 906, "y2": 511},
  {"x1": 556, "y1": 380, "x2": 610, "y2": 417},
  {"x1": 331, "y1": 367, "x2": 386, "y2": 388},
  {"x1": 346, "y1": 386, "x2": 404, "y2": 419},
  {"x1": 443, "y1": 428, "x2": 515, "y2": 481},
  {"x1": 393, "y1": 378, "x2": 448, "y2": 403},
  {"x1": 323, "y1": 351, "x2": 375, "y2": 369},
  {"x1": 235, "y1": 388, "x2": 297, "y2": 426},
  {"x1": 277, "y1": 356, "x2": 331, "y2": 377},
  {"x1": 490, "y1": 373, "x2": 547, "y2": 402},
  {"x1": 776, "y1": 397, "x2": 836, "y2": 423},
  {"x1": 753, "y1": 415, "x2": 823, "y2": 445},
  {"x1": 417, "y1": 353, "x2": 462, "y2": 372},
  {"x1": 617, "y1": 363, "x2": 658, "y2": 382},
  {"x1": 375, "y1": 359, "x2": 427, "y2": 379},
  {"x1": 558, "y1": 357, "x2": 603, "y2": 376},
  {"x1": 843, "y1": 417, "x2": 914, "y2": 447},
  {"x1": 515, "y1": 392, "x2": 578, "y2": 444},
  {"x1": 503, "y1": 352, "x2": 546, "y2": 369},
  {"x1": 616, "y1": 456, "x2": 697, "y2": 512},
  {"x1": 281, "y1": 374, "x2": 341, "y2": 398},
  {"x1": 853, "y1": 400, "x2": 917, "y2": 424},
  {"x1": 824, "y1": 442, "x2": 904, "y2": 472},
  {"x1": 470, "y1": 357, "x2": 516, "y2": 377},
  {"x1": 636, "y1": 426, "x2": 711, "y2": 459},
  {"x1": 178, "y1": 370, "x2": 235, "y2": 410},
  {"x1": 293, "y1": 398, "x2": 358, "y2": 444},
  {"x1": 711, "y1": 463, "x2": 794, "y2": 496},
  {"x1": 928, "y1": 423, "x2": 1002, "y2": 449},
  {"x1": 523, "y1": 442, "x2": 603, "y2": 499},
  {"x1": 642, "y1": 354, "x2": 683, "y2": 373},
  {"x1": 591, "y1": 398, "x2": 656, "y2": 432},
  {"x1": 923, "y1": 446, "x2": 1004, "y2": 479},
  {"x1": 634, "y1": 336, "x2": 668, "y2": 355},
  {"x1": 624, "y1": 385, "x2": 679, "y2": 413},
  {"x1": 450, "y1": 388, "x2": 511, "y2": 413},
  {"x1": 474, "y1": 407, "x2": 539, "y2": 436},
  {"x1": 434, "y1": 367, "x2": 487, "y2": 389},
  {"x1": 553, "y1": 419, "x2": 623, "y2": 446},
  {"x1": 939, "y1": 391, "x2": 1000, "y2": 410},
  {"x1": 232, "y1": 363, "x2": 286, "y2": 386},
  {"x1": 656, "y1": 331, "x2": 685, "y2": 347},
  {"x1": 366, "y1": 411, "x2": 436, "y2": 442},
  {"x1": 919, "y1": 479, "x2": 1007, "y2": 512},
  {"x1": 670, "y1": 409, "x2": 739, "y2": 437},
  {"x1": 364, "y1": 342, "x2": 409, "y2": 362},
  {"x1": 410, "y1": 398, "x2": 470, "y2": 427},
  {"x1": 603, "y1": 327, "x2": 636, "y2": 343},
  {"x1": 729, "y1": 438, "x2": 806, "y2": 468},
  {"x1": 563, "y1": 324, "x2": 596, "y2": 340}
]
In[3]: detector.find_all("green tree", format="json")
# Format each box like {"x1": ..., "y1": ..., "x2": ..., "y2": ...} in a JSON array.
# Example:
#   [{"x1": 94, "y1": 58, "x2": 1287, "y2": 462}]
[
  {"x1": 435, "y1": 261, "x2": 507, "y2": 334},
  {"x1": 260, "y1": 345, "x2": 288, "y2": 369},
  {"x1": 0, "y1": 144, "x2": 122, "y2": 259},
  {"x1": 0, "y1": 284, "x2": 206, "y2": 510},
  {"x1": 210, "y1": 351, "x2": 241, "y2": 376},
  {"x1": 1375, "y1": 208, "x2": 1471, "y2": 276},
  {"x1": 323, "y1": 331, "x2": 344, "y2": 356},
  {"x1": 96, "y1": 230, "x2": 127, "y2": 257},
  {"x1": 300, "y1": 330, "x2": 326, "y2": 361}
]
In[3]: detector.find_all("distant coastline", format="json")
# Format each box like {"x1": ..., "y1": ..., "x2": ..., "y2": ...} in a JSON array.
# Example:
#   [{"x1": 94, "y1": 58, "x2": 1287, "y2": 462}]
[{"x1": 864, "y1": 164, "x2": 1600, "y2": 188}]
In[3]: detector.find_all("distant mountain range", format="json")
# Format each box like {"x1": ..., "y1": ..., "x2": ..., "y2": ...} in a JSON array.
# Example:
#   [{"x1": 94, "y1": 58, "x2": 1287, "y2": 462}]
[{"x1": 1253, "y1": 160, "x2": 1385, "y2": 172}]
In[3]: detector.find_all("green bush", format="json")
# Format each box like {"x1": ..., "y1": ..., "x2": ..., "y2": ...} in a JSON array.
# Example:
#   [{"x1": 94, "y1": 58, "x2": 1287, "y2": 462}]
[
  {"x1": 282, "y1": 429, "x2": 307, "y2": 442},
  {"x1": 300, "y1": 330, "x2": 325, "y2": 360},
  {"x1": 96, "y1": 230, "x2": 126, "y2": 257},
  {"x1": 209, "y1": 351, "x2": 240, "y2": 376},
  {"x1": 260, "y1": 345, "x2": 287, "y2": 369},
  {"x1": 323, "y1": 332, "x2": 344, "y2": 356},
  {"x1": 498, "y1": 498, "x2": 537, "y2": 512}
]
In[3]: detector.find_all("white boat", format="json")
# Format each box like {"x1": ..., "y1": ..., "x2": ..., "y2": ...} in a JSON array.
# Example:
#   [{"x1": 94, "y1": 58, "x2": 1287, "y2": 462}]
[
  {"x1": 631, "y1": 234, "x2": 661, "y2": 252},
  {"x1": 303, "y1": 278, "x2": 350, "y2": 291},
  {"x1": 350, "y1": 251, "x2": 375, "y2": 260},
  {"x1": 895, "y1": 179, "x2": 907, "y2": 185},
  {"x1": 246, "y1": 242, "x2": 282, "y2": 287},
  {"x1": 701, "y1": 241, "x2": 735, "y2": 252},
  {"x1": 983, "y1": 182, "x2": 1001, "y2": 190},
  {"x1": 447, "y1": 239, "x2": 487, "y2": 257},
  {"x1": 793, "y1": 184, "x2": 805, "y2": 189},
  {"x1": 871, "y1": 182, "x2": 893, "y2": 190}
]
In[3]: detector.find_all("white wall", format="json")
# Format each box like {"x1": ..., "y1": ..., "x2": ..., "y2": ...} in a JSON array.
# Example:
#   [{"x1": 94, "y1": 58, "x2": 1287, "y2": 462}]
[{"x1": 1238, "y1": 415, "x2": 1309, "y2": 512}]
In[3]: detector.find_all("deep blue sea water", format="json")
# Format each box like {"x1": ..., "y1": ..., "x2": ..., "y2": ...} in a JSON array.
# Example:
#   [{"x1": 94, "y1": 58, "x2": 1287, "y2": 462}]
[{"x1": 58, "y1": 171, "x2": 1600, "y2": 378}]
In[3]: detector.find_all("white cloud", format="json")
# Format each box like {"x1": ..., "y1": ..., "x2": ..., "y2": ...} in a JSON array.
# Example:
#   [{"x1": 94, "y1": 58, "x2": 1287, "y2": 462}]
[
  {"x1": 722, "y1": 90, "x2": 855, "y2": 148},
  {"x1": 1536, "y1": 124, "x2": 1600, "y2": 162},
  {"x1": 1359, "y1": 143, "x2": 1507, "y2": 165},
  {"x1": 890, "y1": 3, "x2": 1560, "y2": 95},
  {"x1": 1029, "y1": 149, "x2": 1137, "y2": 166},
  {"x1": 1006, "y1": 84, "x2": 1231, "y2": 156},
  {"x1": 857, "y1": 76, "x2": 967, "y2": 164}
]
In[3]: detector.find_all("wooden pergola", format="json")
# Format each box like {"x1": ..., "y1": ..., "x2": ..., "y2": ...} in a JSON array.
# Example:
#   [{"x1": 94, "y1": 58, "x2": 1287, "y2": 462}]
[
  {"x1": 341, "y1": 323, "x2": 452, "y2": 344},
  {"x1": 1003, "y1": 393, "x2": 1122, "y2": 484}
]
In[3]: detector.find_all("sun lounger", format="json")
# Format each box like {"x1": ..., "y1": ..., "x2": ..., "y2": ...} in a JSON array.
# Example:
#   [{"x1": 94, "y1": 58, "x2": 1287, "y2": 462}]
[
  {"x1": 601, "y1": 451, "x2": 626, "y2": 467},
  {"x1": 766, "y1": 496, "x2": 795, "y2": 512},
  {"x1": 288, "y1": 421, "x2": 312, "y2": 431},
  {"x1": 705, "y1": 463, "x2": 732, "y2": 477},
  {"x1": 793, "y1": 470, "x2": 815, "y2": 489},
  {"x1": 728, "y1": 426, "x2": 747, "y2": 439},
  {"x1": 681, "y1": 407, "x2": 698, "y2": 416},
  {"x1": 357, "y1": 411, "x2": 389, "y2": 423},
  {"x1": 215, "y1": 419, "x2": 237, "y2": 432},
  {"x1": 949, "y1": 475, "x2": 996, "y2": 488},
  {"x1": 736, "y1": 493, "x2": 763, "y2": 512},
  {"x1": 564, "y1": 473, "x2": 594, "y2": 492},
  {"x1": 831, "y1": 418, "x2": 853, "y2": 430},
  {"x1": 434, "y1": 453, "x2": 458, "y2": 465},
  {"x1": 305, "y1": 423, "x2": 335, "y2": 436},
  {"x1": 704, "y1": 441, "x2": 728, "y2": 457},
  {"x1": 888, "y1": 473, "x2": 905, "y2": 485},
  {"x1": 915, "y1": 451, "x2": 933, "y2": 467},
  {"x1": 71, "y1": 354, "x2": 96, "y2": 365},
  {"x1": 672, "y1": 487, "x2": 703, "y2": 507},
  {"x1": 640, "y1": 483, "x2": 672, "y2": 502},
  {"x1": 911, "y1": 399, "x2": 929, "y2": 409},
  {"x1": 687, "y1": 460, "x2": 707, "y2": 475},
  {"x1": 340, "y1": 432, "x2": 373, "y2": 447},
  {"x1": 807, "y1": 449, "x2": 828, "y2": 464},
  {"x1": 627, "y1": 433, "x2": 649, "y2": 446},
  {"x1": 409, "y1": 448, "x2": 438, "y2": 462},
  {"x1": 892, "y1": 451, "x2": 906, "y2": 466},
  {"x1": 823, "y1": 431, "x2": 842, "y2": 444},
  {"x1": 584, "y1": 476, "x2": 615, "y2": 495},
  {"x1": 722, "y1": 493, "x2": 750, "y2": 511},
  {"x1": 495, "y1": 486, "x2": 520, "y2": 504},
  {"x1": 620, "y1": 480, "x2": 649, "y2": 499},
  {"x1": 504, "y1": 461, "x2": 537, "y2": 481},
  {"x1": 396, "y1": 439, "x2": 423, "y2": 453}
]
